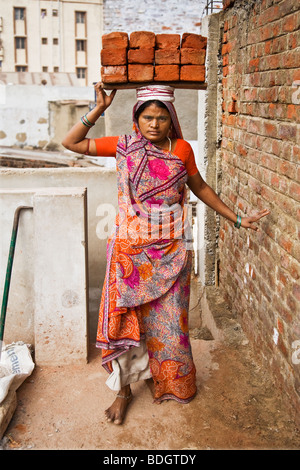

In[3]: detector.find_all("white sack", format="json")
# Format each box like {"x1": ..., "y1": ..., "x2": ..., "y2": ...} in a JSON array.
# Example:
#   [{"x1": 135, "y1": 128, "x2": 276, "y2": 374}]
[{"x1": 0, "y1": 342, "x2": 35, "y2": 404}]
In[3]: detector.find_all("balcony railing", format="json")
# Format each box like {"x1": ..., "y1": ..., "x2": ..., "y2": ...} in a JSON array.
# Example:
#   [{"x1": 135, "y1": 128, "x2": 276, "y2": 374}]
[{"x1": 203, "y1": 0, "x2": 223, "y2": 15}]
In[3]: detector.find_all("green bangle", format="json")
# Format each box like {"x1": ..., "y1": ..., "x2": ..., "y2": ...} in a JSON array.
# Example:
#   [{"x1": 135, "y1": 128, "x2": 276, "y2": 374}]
[
  {"x1": 234, "y1": 214, "x2": 242, "y2": 229},
  {"x1": 84, "y1": 114, "x2": 94, "y2": 126},
  {"x1": 80, "y1": 117, "x2": 90, "y2": 128}
]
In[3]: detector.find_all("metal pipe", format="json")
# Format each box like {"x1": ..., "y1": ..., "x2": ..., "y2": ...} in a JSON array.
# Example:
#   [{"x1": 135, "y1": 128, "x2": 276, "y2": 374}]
[{"x1": 0, "y1": 206, "x2": 33, "y2": 360}]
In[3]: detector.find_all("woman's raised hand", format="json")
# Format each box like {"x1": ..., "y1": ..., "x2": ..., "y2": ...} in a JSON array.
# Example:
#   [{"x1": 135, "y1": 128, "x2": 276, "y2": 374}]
[{"x1": 94, "y1": 82, "x2": 117, "y2": 111}]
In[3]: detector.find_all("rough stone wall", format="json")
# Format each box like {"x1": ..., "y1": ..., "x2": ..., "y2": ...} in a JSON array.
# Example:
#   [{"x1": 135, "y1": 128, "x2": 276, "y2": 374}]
[{"x1": 218, "y1": 0, "x2": 300, "y2": 413}]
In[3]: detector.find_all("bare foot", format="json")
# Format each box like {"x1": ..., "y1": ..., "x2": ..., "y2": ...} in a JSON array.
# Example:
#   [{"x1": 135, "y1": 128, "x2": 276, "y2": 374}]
[{"x1": 105, "y1": 386, "x2": 132, "y2": 425}]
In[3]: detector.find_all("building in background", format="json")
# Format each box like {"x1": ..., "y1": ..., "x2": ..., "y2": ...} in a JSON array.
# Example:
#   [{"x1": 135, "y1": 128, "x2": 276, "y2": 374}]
[{"x1": 0, "y1": 0, "x2": 103, "y2": 85}]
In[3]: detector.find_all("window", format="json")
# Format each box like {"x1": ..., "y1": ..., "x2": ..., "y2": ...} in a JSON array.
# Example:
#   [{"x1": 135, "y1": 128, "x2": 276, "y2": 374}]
[
  {"x1": 41, "y1": 9, "x2": 47, "y2": 18},
  {"x1": 54, "y1": 66, "x2": 59, "y2": 72},
  {"x1": 42, "y1": 66, "x2": 48, "y2": 72},
  {"x1": 76, "y1": 40, "x2": 86, "y2": 52},
  {"x1": 53, "y1": 38, "x2": 59, "y2": 45},
  {"x1": 76, "y1": 68, "x2": 86, "y2": 79},
  {"x1": 76, "y1": 12, "x2": 86, "y2": 24},
  {"x1": 16, "y1": 65, "x2": 27, "y2": 71},
  {"x1": 52, "y1": 9, "x2": 58, "y2": 17},
  {"x1": 15, "y1": 37, "x2": 26, "y2": 49},
  {"x1": 14, "y1": 8, "x2": 25, "y2": 20},
  {"x1": 41, "y1": 38, "x2": 48, "y2": 45}
]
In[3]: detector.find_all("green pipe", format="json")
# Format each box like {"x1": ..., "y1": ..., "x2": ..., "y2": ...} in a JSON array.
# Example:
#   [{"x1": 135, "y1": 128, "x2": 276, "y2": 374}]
[{"x1": 0, "y1": 206, "x2": 33, "y2": 357}]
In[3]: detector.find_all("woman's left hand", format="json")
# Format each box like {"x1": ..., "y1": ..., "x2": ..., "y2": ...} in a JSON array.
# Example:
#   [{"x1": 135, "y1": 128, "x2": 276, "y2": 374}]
[
  {"x1": 241, "y1": 209, "x2": 270, "y2": 231},
  {"x1": 94, "y1": 82, "x2": 117, "y2": 111}
]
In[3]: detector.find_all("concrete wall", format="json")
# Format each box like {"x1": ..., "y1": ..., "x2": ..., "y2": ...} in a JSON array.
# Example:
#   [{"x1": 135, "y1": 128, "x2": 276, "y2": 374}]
[
  {"x1": 217, "y1": 0, "x2": 300, "y2": 415},
  {"x1": 0, "y1": 167, "x2": 118, "y2": 345},
  {"x1": 195, "y1": 14, "x2": 222, "y2": 286},
  {"x1": 49, "y1": 100, "x2": 105, "y2": 151},
  {"x1": 0, "y1": 187, "x2": 89, "y2": 365}
]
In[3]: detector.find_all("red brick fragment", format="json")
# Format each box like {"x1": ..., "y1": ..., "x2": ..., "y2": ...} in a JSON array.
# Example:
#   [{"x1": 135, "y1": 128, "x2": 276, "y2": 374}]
[
  {"x1": 101, "y1": 66, "x2": 127, "y2": 83},
  {"x1": 180, "y1": 48, "x2": 206, "y2": 65},
  {"x1": 180, "y1": 65, "x2": 205, "y2": 82},
  {"x1": 129, "y1": 31, "x2": 156, "y2": 49},
  {"x1": 155, "y1": 34, "x2": 181, "y2": 50},
  {"x1": 128, "y1": 48, "x2": 154, "y2": 64},
  {"x1": 101, "y1": 48, "x2": 127, "y2": 66},
  {"x1": 181, "y1": 33, "x2": 207, "y2": 50},
  {"x1": 102, "y1": 32, "x2": 129, "y2": 49},
  {"x1": 154, "y1": 65, "x2": 180, "y2": 82},
  {"x1": 155, "y1": 49, "x2": 180, "y2": 65},
  {"x1": 128, "y1": 64, "x2": 154, "y2": 82}
]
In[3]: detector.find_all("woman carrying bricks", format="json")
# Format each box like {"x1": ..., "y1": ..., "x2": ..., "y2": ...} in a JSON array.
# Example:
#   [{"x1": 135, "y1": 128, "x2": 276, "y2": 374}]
[{"x1": 62, "y1": 82, "x2": 269, "y2": 425}]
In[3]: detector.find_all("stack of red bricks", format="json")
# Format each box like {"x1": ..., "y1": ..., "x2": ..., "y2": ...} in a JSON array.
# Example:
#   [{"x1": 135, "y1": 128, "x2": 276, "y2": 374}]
[{"x1": 101, "y1": 31, "x2": 207, "y2": 85}]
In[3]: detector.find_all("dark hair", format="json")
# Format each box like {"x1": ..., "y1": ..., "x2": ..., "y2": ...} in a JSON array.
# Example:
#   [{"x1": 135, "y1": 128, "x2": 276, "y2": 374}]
[{"x1": 134, "y1": 100, "x2": 169, "y2": 121}]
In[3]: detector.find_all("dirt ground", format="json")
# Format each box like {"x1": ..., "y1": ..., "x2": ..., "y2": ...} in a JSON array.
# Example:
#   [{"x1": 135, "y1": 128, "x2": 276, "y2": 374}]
[{"x1": 1, "y1": 331, "x2": 299, "y2": 451}]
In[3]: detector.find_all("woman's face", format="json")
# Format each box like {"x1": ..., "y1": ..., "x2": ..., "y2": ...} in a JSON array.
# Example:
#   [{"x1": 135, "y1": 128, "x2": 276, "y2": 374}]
[{"x1": 137, "y1": 103, "x2": 171, "y2": 145}]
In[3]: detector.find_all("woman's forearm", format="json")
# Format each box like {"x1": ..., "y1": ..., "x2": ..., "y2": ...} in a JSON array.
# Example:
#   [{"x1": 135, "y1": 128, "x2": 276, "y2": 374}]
[
  {"x1": 61, "y1": 105, "x2": 105, "y2": 154},
  {"x1": 196, "y1": 182, "x2": 237, "y2": 223},
  {"x1": 187, "y1": 172, "x2": 270, "y2": 231},
  {"x1": 188, "y1": 173, "x2": 237, "y2": 223},
  {"x1": 62, "y1": 83, "x2": 117, "y2": 155}
]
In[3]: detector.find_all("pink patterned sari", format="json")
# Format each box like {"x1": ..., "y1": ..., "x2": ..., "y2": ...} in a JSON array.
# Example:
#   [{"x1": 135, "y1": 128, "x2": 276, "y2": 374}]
[{"x1": 96, "y1": 130, "x2": 197, "y2": 403}]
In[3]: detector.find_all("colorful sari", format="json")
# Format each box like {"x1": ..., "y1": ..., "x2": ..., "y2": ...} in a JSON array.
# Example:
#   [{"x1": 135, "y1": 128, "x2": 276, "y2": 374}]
[{"x1": 96, "y1": 128, "x2": 197, "y2": 404}]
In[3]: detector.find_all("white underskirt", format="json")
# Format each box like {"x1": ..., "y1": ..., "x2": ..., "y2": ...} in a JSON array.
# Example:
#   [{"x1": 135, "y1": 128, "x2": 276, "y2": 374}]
[{"x1": 105, "y1": 339, "x2": 152, "y2": 391}]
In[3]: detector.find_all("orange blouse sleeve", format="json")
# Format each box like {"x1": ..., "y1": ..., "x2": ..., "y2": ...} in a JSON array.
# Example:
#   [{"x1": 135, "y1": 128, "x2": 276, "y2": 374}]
[
  {"x1": 174, "y1": 140, "x2": 199, "y2": 177},
  {"x1": 94, "y1": 136, "x2": 119, "y2": 156}
]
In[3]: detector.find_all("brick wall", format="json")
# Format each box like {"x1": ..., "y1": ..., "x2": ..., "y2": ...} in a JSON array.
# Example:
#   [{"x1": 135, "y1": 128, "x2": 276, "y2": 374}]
[
  {"x1": 103, "y1": 0, "x2": 205, "y2": 34},
  {"x1": 218, "y1": 0, "x2": 300, "y2": 412}
]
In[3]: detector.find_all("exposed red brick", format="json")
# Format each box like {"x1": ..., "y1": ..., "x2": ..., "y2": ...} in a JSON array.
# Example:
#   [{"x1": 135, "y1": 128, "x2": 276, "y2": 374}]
[
  {"x1": 180, "y1": 65, "x2": 205, "y2": 82},
  {"x1": 219, "y1": 0, "x2": 300, "y2": 419},
  {"x1": 155, "y1": 49, "x2": 180, "y2": 65},
  {"x1": 128, "y1": 48, "x2": 154, "y2": 64},
  {"x1": 181, "y1": 33, "x2": 207, "y2": 50},
  {"x1": 101, "y1": 48, "x2": 127, "y2": 66},
  {"x1": 155, "y1": 34, "x2": 181, "y2": 50},
  {"x1": 180, "y1": 48, "x2": 206, "y2": 65},
  {"x1": 154, "y1": 65, "x2": 180, "y2": 81},
  {"x1": 101, "y1": 66, "x2": 127, "y2": 83},
  {"x1": 128, "y1": 64, "x2": 154, "y2": 82},
  {"x1": 129, "y1": 31, "x2": 155, "y2": 49},
  {"x1": 282, "y1": 13, "x2": 297, "y2": 32},
  {"x1": 228, "y1": 100, "x2": 238, "y2": 114},
  {"x1": 102, "y1": 32, "x2": 129, "y2": 49}
]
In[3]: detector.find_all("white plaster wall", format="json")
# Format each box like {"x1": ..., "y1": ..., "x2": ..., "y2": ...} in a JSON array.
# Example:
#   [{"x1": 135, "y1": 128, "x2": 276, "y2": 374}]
[{"x1": 0, "y1": 84, "x2": 95, "y2": 148}]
